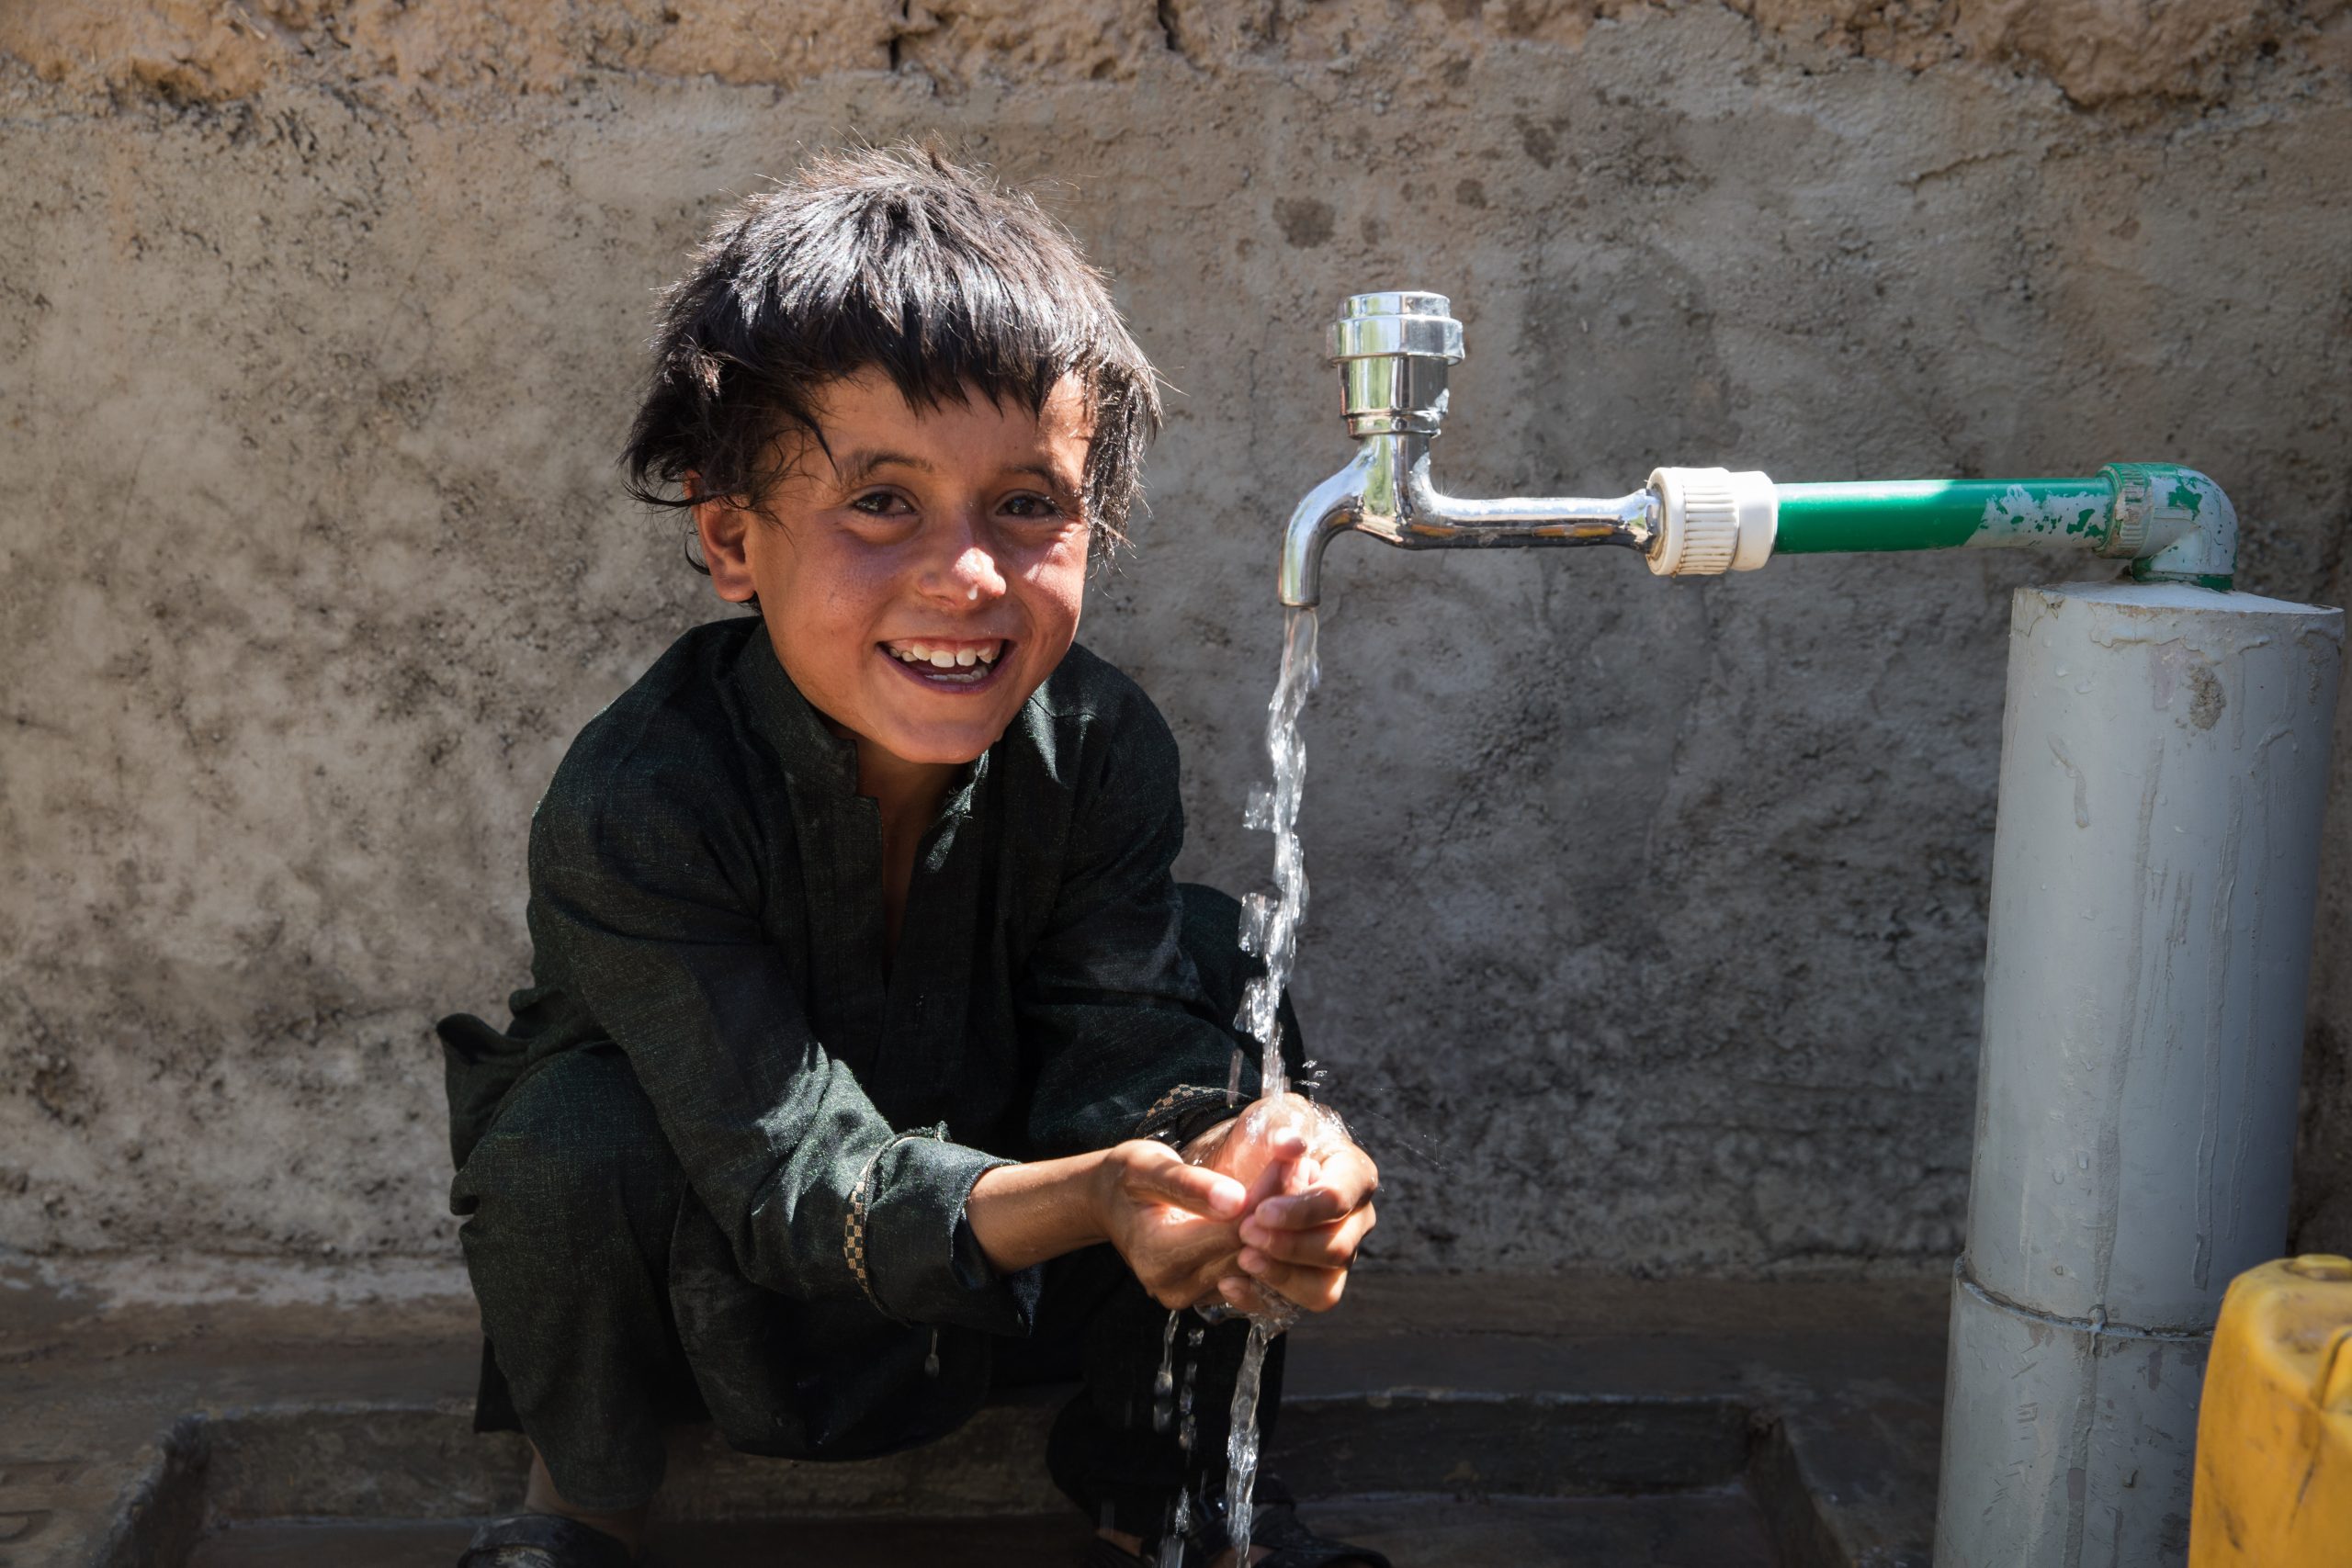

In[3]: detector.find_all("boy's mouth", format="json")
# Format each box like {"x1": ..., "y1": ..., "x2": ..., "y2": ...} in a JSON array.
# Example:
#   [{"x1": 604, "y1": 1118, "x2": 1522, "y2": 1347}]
[{"x1": 878, "y1": 638, "x2": 1008, "y2": 692}]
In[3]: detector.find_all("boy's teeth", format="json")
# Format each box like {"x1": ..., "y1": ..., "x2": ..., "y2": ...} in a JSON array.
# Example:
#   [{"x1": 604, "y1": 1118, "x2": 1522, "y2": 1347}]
[{"x1": 889, "y1": 640, "x2": 1002, "y2": 666}]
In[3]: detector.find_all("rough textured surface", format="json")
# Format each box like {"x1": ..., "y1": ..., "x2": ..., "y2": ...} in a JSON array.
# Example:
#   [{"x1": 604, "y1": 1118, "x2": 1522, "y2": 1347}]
[
  {"x1": 1, "y1": 2, "x2": 2347, "y2": 1278},
  {"x1": 2300, "y1": 650, "x2": 2352, "y2": 1250},
  {"x1": 8, "y1": 0, "x2": 2352, "y2": 107}
]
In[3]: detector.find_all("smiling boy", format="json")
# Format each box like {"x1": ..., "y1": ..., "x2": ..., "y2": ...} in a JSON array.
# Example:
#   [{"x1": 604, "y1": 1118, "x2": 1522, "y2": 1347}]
[{"x1": 437, "y1": 149, "x2": 1385, "y2": 1568}]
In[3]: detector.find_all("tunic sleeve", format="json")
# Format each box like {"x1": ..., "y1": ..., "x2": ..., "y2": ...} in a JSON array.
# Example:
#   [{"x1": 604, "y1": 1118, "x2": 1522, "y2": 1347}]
[
  {"x1": 526, "y1": 755, "x2": 1035, "y2": 1332},
  {"x1": 1017, "y1": 699, "x2": 1263, "y2": 1157}
]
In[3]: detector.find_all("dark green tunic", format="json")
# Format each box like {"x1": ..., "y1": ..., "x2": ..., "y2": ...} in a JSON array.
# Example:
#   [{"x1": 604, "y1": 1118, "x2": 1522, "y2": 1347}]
[{"x1": 443, "y1": 617, "x2": 1257, "y2": 1474}]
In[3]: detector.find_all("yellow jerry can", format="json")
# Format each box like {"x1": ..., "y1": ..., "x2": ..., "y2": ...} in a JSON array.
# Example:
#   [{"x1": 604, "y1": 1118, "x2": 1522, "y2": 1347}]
[{"x1": 2189, "y1": 1253, "x2": 2352, "y2": 1565}]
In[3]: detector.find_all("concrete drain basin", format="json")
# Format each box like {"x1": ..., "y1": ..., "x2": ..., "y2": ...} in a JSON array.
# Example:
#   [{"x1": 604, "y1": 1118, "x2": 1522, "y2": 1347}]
[{"x1": 160, "y1": 1390, "x2": 1831, "y2": 1567}]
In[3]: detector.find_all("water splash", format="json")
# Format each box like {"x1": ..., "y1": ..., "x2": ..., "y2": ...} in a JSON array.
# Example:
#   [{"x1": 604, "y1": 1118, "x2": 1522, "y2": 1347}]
[
  {"x1": 1178, "y1": 1328, "x2": 1202, "y2": 1455},
  {"x1": 1151, "y1": 1309, "x2": 1180, "y2": 1434},
  {"x1": 1156, "y1": 1488, "x2": 1192, "y2": 1568}
]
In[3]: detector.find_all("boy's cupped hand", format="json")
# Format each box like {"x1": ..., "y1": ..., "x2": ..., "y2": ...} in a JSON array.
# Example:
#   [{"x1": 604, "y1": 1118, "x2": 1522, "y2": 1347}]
[{"x1": 1099, "y1": 1093, "x2": 1377, "y2": 1315}]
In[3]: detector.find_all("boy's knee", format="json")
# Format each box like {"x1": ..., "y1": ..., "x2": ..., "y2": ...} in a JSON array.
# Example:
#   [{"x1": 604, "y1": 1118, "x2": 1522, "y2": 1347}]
[{"x1": 456, "y1": 1046, "x2": 678, "y2": 1236}]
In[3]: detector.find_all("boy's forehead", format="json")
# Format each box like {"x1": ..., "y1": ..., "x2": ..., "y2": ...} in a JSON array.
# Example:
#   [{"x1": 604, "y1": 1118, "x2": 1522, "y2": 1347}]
[{"x1": 804, "y1": 367, "x2": 1095, "y2": 461}]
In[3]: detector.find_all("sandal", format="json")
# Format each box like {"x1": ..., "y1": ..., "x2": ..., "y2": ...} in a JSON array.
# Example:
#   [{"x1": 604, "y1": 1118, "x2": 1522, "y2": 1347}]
[{"x1": 457, "y1": 1514, "x2": 638, "y2": 1567}]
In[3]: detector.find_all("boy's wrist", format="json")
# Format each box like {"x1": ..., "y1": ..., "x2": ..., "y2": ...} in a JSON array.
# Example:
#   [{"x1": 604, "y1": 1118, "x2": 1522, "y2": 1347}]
[
  {"x1": 968, "y1": 1150, "x2": 1118, "y2": 1276},
  {"x1": 1084, "y1": 1145, "x2": 1129, "y2": 1241}
]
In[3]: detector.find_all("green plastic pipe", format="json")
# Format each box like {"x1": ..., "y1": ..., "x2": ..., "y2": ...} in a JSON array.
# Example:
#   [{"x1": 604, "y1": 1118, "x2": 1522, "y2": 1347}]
[
  {"x1": 1774, "y1": 479, "x2": 2113, "y2": 554},
  {"x1": 1766, "y1": 464, "x2": 2237, "y2": 590}
]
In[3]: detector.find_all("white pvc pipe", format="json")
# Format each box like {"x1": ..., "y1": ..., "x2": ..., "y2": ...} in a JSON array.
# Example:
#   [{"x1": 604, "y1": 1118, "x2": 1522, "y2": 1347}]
[{"x1": 1935, "y1": 581, "x2": 2343, "y2": 1566}]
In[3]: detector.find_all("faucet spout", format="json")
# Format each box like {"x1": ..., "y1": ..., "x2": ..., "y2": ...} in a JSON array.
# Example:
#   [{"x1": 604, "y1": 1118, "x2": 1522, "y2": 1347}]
[
  {"x1": 1279, "y1": 446, "x2": 1374, "y2": 610},
  {"x1": 1278, "y1": 433, "x2": 1660, "y2": 608}
]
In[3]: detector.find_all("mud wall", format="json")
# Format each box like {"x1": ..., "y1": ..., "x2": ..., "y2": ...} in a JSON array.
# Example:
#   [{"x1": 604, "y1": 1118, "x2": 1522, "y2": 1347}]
[{"x1": 3, "y1": 0, "x2": 2348, "y2": 1276}]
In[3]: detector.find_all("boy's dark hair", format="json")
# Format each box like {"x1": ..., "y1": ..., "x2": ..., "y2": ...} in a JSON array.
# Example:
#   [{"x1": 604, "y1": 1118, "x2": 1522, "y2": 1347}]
[{"x1": 623, "y1": 145, "x2": 1162, "y2": 567}]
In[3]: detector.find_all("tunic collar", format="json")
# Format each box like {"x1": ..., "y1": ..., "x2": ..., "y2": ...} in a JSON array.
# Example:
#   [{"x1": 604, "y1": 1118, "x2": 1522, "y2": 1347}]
[{"x1": 730, "y1": 620, "x2": 990, "y2": 818}]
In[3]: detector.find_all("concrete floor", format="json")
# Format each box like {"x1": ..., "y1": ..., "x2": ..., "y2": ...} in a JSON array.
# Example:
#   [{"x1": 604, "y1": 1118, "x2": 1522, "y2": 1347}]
[
  {"x1": 0, "y1": 1262, "x2": 1946, "y2": 1567},
  {"x1": 187, "y1": 1492, "x2": 1785, "y2": 1567}
]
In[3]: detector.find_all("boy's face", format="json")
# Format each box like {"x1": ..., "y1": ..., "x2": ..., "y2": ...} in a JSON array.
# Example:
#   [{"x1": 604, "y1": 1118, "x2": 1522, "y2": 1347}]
[{"x1": 695, "y1": 368, "x2": 1094, "y2": 770}]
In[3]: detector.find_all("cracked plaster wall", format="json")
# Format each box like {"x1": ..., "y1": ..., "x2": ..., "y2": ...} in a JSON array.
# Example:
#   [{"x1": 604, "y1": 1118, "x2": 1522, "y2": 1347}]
[{"x1": 2, "y1": 0, "x2": 2348, "y2": 1277}]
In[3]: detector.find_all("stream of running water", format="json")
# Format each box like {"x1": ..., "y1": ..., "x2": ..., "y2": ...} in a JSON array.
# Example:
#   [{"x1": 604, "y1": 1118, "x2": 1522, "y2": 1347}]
[
  {"x1": 1221, "y1": 604, "x2": 1321, "y2": 1566},
  {"x1": 1152, "y1": 607, "x2": 1322, "y2": 1567},
  {"x1": 1235, "y1": 604, "x2": 1319, "y2": 1104}
]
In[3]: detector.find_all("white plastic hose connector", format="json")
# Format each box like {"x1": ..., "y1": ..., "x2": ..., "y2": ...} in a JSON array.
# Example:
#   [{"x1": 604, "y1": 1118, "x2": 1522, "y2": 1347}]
[{"x1": 1647, "y1": 468, "x2": 1778, "y2": 577}]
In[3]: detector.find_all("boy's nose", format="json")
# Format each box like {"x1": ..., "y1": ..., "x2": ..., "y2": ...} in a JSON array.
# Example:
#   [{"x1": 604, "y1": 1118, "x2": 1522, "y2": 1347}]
[
  {"x1": 944, "y1": 546, "x2": 1006, "y2": 602},
  {"x1": 922, "y1": 514, "x2": 1007, "y2": 604}
]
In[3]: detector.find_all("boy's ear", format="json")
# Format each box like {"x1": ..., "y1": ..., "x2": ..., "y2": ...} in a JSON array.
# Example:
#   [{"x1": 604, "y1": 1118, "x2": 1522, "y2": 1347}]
[{"x1": 688, "y1": 476, "x2": 759, "y2": 604}]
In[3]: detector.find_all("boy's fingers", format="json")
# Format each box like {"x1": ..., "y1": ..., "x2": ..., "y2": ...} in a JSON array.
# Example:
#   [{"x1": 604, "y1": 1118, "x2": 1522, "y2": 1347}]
[
  {"x1": 1213, "y1": 1269, "x2": 1296, "y2": 1318},
  {"x1": 1238, "y1": 1209, "x2": 1374, "y2": 1269},
  {"x1": 1213, "y1": 1274, "x2": 1259, "y2": 1313},
  {"x1": 1257, "y1": 1139, "x2": 1377, "y2": 1223},
  {"x1": 1159, "y1": 1164, "x2": 1250, "y2": 1222},
  {"x1": 1237, "y1": 1137, "x2": 1309, "y2": 1213},
  {"x1": 1126, "y1": 1145, "x2": 1248, "y2": 1219},
  {"x1": 1235, "y1": 1252, "x2": 1348, "y2": 1313},
  {"x1": 1250, "y1": 1189, "x2": 1349, "y2": 1229},
  {"x1": 1252, "y1": 1168, "x2": 1378, "y2": 1228},
  {"x1": 1136, "y1": 1227, "x2": 1244, "y2": 1308}
]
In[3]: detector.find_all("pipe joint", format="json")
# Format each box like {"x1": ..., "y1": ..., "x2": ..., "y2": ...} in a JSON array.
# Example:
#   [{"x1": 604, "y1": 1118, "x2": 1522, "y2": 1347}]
[
  {"x1": 1646, "y1": 467, "x2": 1778, "y2": 577},
  {"x1": 2102, "y1": 462, "x2": 2239, "y2": 589}
]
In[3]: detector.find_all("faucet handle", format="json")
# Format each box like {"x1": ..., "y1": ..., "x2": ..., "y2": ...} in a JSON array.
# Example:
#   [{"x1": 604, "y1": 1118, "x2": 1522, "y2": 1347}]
[
  {"x1": 1328, "y1": 292, "x2": 1464, "y2": 364},
  {"x1": 1328, "y1": 291, "x2": 1464, "y2": 438}
]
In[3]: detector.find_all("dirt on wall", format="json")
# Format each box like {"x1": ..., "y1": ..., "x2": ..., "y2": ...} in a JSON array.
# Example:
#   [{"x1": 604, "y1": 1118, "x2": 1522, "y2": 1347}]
[{"x1": 6, "y1": 0, "x2": 2350, "y2": 108}]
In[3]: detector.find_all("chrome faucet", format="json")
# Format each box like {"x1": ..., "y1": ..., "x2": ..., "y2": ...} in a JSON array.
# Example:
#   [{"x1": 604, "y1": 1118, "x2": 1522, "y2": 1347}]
[{"x1": 1279, "y1": 292, "x2": 1773, "y2": 606}]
